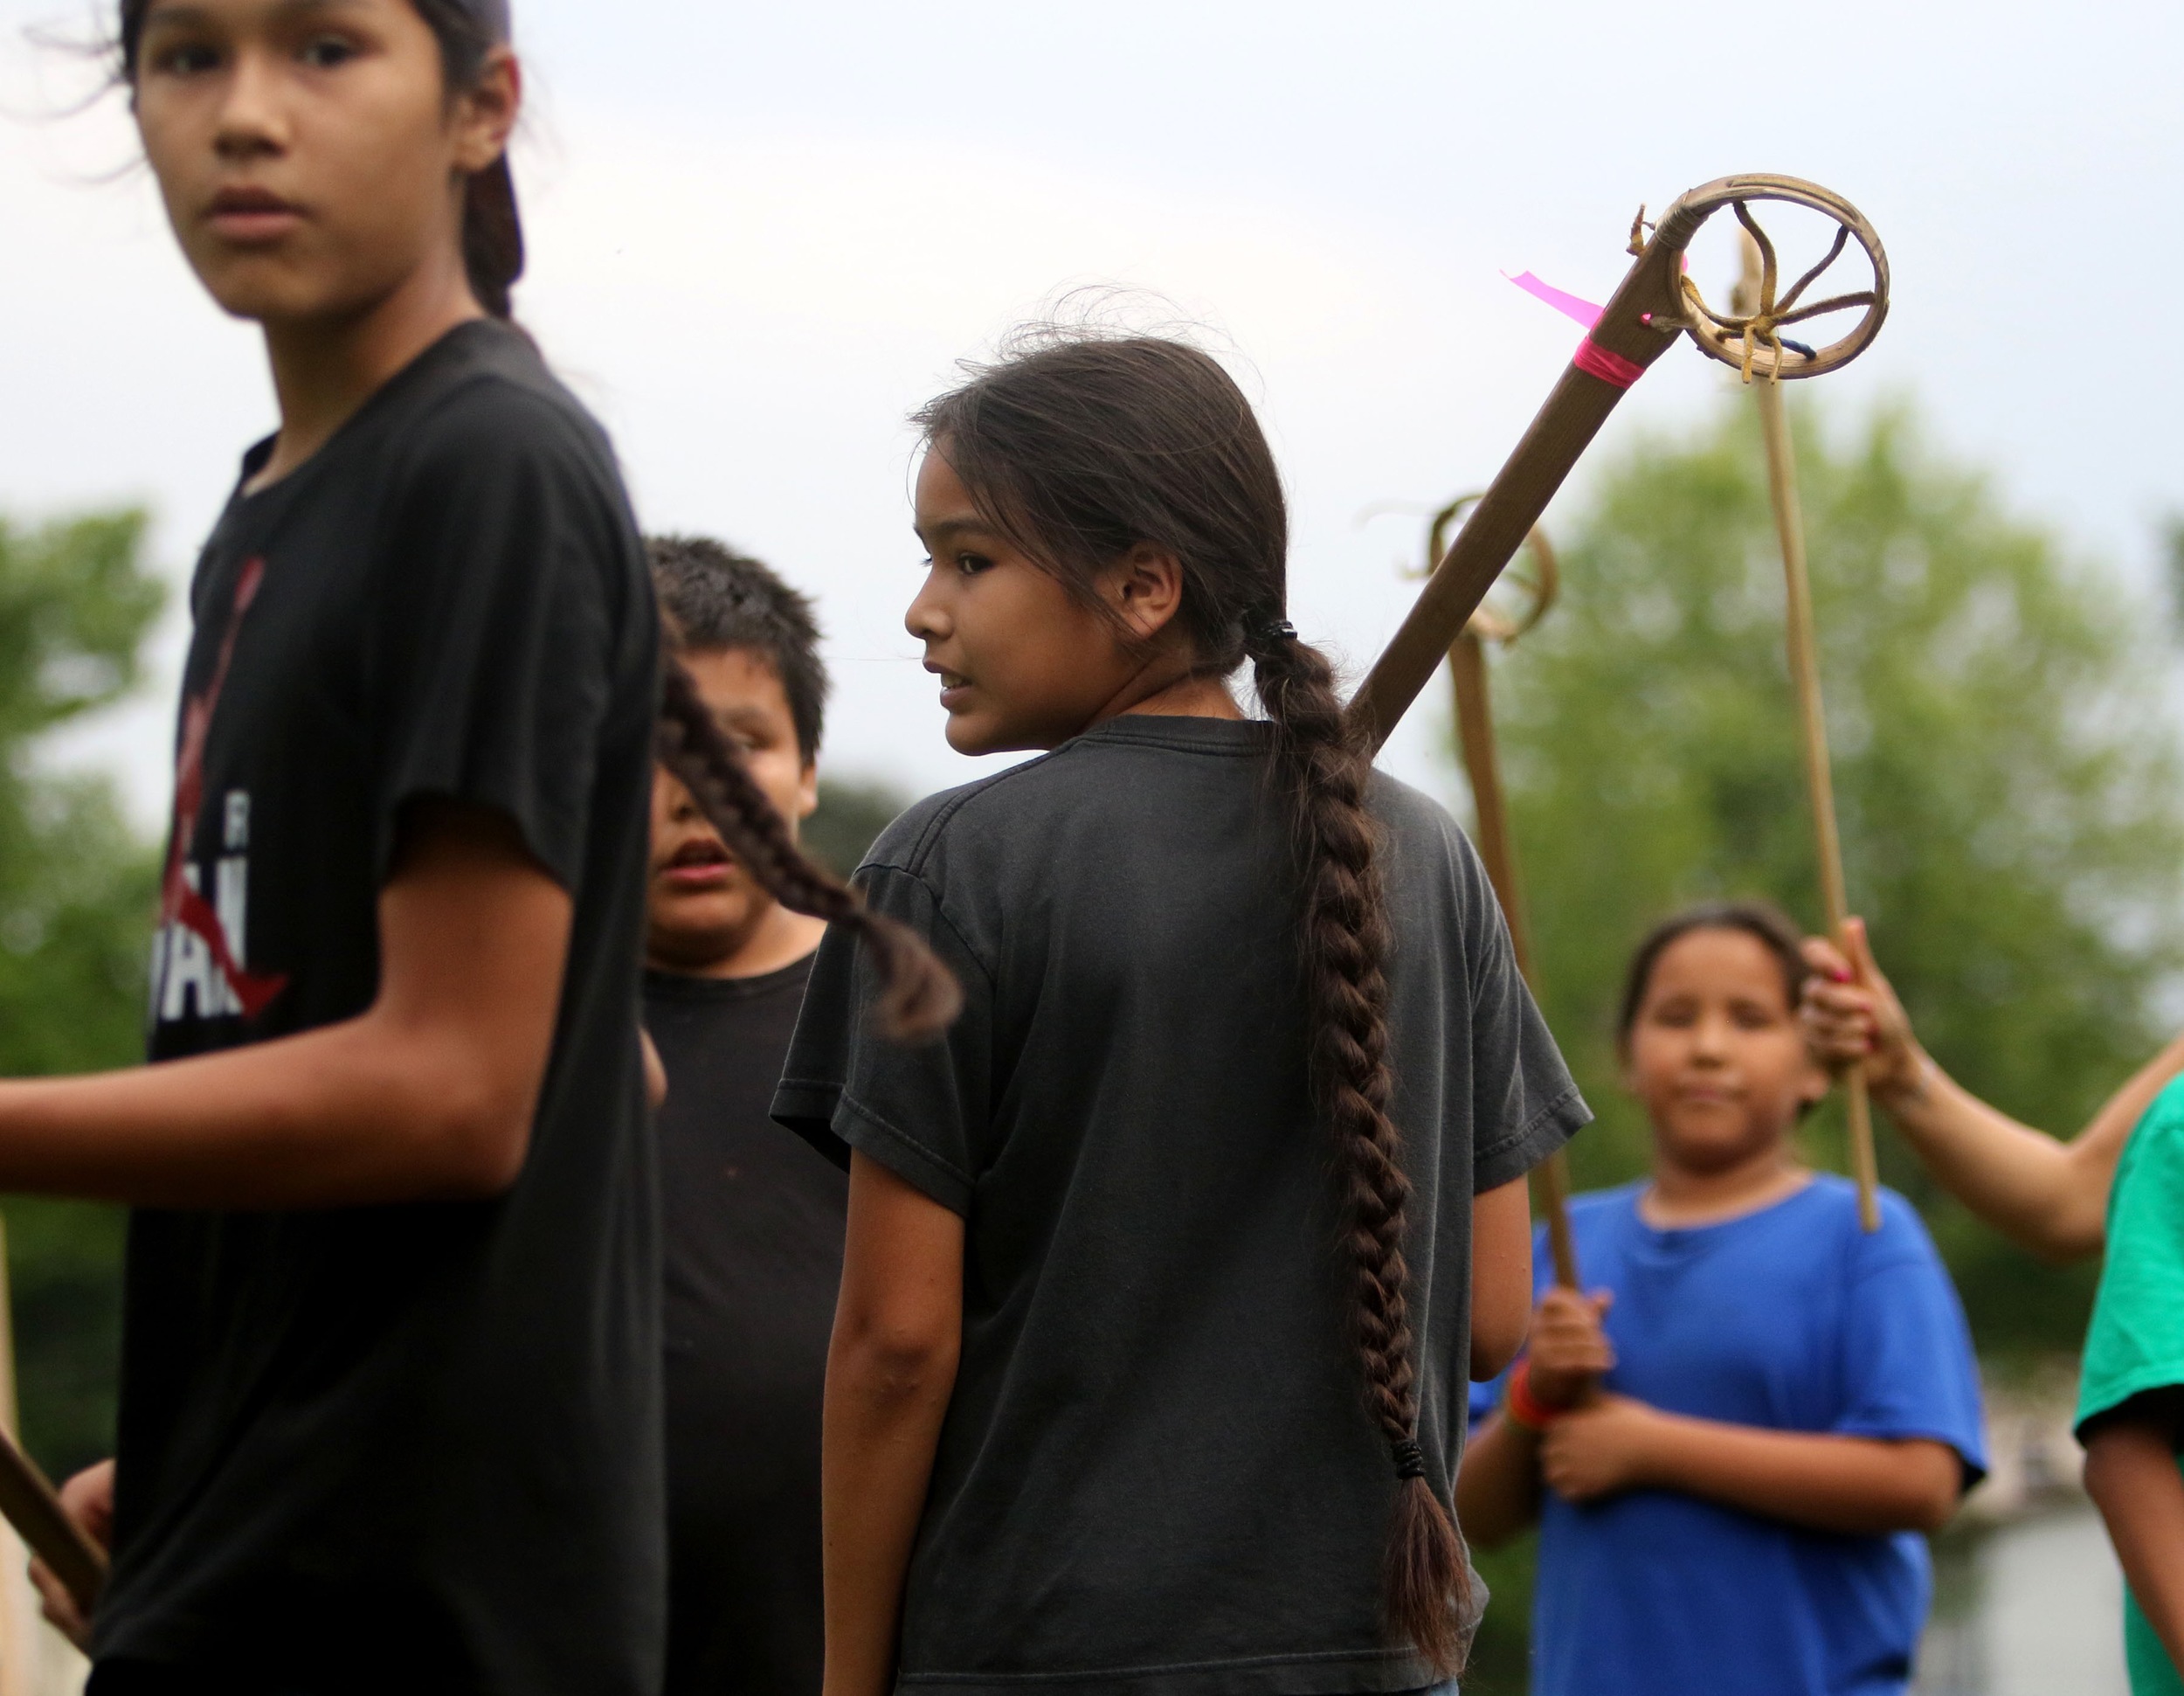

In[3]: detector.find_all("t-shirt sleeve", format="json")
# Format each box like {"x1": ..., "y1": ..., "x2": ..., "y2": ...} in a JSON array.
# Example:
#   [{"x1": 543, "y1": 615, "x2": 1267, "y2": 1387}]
[
  {"x1": 2077, "y1": 1081, "x2": 2184, "y2": 1436},
  {"x1": 1834, "y1": 1194, "x2": 1988, "y2": 1486},
  {"x1": 363, "y1": 382, "x2": 639, "y2": 889},
  {"x1": 771, "y1": 862, "x2": 993, "y2": 1216},
  {"x1": 1455, "y1": 832, "x2": 1590, "y2": 1194}
]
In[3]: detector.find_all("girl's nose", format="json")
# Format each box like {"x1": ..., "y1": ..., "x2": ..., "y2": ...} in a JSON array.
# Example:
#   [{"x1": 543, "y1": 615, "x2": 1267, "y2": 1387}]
[{"x1": 905, "y1": 568, "x2": 950, "y2": 641}]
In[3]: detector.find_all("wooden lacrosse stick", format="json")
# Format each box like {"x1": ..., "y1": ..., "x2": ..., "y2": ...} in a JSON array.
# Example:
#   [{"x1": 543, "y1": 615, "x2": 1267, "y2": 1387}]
[
  {"x1": 0, "y1": 1408, "x2": 103, "y2": 1622},
  {"x1": 1350, "y1": 174, "x2": 1889, "y2": 753},
  {"x1": 1429, "y1": 498, "x2": 1582, "y2": 1287},
  {"x1": 1724, "y1": 227, "x2": 1883, "y2": 1231}
]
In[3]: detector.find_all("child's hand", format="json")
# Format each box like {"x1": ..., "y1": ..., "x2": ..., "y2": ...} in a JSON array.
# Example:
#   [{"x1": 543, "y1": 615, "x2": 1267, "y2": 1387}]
[
  {"x1": 1800, "y1": 917, "x2": 1927, "y2": 1104},
  {"x1": 1526, "y1": 1287, "x2": 1614, "y2": 1409},
  {"x1": 31, "y1": 1457, "x2": 112, "y2": 1651},
  {"x1": 1538, "y1": 1395, "x2": 1664, "y2": 1504}
]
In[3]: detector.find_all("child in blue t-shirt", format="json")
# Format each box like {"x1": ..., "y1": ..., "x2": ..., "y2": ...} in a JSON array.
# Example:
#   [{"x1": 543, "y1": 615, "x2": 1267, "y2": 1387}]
[{"x1": 1457, "y1": 902, "x2": 1987, "y2": 1696}]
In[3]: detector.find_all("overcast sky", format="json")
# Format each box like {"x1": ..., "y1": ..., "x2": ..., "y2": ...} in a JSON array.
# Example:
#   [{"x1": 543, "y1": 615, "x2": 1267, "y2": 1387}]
[{"x1": 2, "y1": 0, "x2": 2177, "y2": 830}]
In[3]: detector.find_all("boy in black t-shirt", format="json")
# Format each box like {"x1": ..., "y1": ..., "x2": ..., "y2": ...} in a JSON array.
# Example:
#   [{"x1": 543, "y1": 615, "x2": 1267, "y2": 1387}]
[{"x1": 643, "y1": 536, "x2": 845, "y2": 1696}]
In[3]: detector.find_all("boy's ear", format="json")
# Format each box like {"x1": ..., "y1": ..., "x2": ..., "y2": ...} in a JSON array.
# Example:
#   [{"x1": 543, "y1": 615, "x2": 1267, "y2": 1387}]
[{"x1": 797, "y1": 760, "x2": 819, "y2": 822}]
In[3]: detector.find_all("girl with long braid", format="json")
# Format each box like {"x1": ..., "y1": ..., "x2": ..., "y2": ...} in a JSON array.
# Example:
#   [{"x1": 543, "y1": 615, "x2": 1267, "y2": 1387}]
[
  {"x1": 24, "y1": 3, "x2": 947, "y2": 1690},
  {"x1": 774, "y1": 333, "x2": 1586, "y2": 1696}
]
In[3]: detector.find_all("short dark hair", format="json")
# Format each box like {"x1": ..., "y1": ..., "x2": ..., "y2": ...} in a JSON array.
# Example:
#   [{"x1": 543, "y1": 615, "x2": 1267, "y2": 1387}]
[
  {"x1": 647, "y1": 536, "x2": 827, "y2": 761},
  {"x1": 1616, "y1": 900, "x2": 1814, "y2": 1047}
]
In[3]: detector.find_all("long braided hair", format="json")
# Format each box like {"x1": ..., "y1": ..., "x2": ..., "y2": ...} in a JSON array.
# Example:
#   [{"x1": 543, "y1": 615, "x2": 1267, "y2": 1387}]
[
  {"x1": 653, "y1": 654, "x2": 959, "y2": 1043},
  {"x1": 914, "y1": 333, "x2": 1468, "y2": 1674}
]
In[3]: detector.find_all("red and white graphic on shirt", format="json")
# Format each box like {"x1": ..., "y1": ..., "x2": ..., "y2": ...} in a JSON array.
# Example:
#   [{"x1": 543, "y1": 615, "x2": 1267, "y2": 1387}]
[{"x1": 156, "y1": 556, "x2": 287, "y2": 1021}]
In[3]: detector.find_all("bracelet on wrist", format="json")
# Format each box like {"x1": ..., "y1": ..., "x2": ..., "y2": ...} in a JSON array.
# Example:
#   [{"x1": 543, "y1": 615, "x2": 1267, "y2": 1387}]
[{"x1": 1503, "y1": 1358, "x2": 1563, "y2": 1432}]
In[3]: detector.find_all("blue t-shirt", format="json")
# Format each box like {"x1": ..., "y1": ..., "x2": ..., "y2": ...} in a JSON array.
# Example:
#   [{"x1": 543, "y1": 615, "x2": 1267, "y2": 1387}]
[{"x1": 1473, "y1": 1175, "x2": 1986, "y2": 1696}]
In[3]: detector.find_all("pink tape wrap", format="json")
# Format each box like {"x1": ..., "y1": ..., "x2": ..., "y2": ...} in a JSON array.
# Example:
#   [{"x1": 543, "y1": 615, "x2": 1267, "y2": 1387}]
[{"x1": 1573, "y1": 337, "x2": 1644, "y2": 390}]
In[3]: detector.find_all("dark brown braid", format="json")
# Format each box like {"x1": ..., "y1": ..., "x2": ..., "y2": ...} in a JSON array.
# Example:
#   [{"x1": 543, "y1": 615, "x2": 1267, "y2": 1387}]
[
  {"x1": 1248, "y1": 623, "x2": 1467, "y2": 1678},
  {"x1": 916, "y1": 329, "x2": 1468, "y2": 1674},
  {"x1": 655, "y1": 654, "x2": 960, "y2": 1042}
]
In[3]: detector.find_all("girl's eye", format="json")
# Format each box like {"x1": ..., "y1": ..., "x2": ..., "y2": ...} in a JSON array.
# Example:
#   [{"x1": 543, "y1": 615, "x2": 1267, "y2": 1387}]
[
  {"x1": 299, "y1": 34, "x2": 359, "y2": 69},
  {"x1": 149, "y1": 40, "x2": 224, "y2": 76},
  {"x1": 955, "y1": 552, "x2": 994, "y2": 577}
]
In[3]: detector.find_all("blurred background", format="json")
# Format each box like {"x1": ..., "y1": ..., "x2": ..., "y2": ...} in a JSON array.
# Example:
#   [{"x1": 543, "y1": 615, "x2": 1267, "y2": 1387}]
[{"x1": 3, "y1": 1, "x2": 2181, "y2": 1690}]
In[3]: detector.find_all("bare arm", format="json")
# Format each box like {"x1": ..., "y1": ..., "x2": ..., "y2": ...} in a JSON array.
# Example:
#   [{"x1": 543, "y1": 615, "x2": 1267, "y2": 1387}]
[
  {"x1": 823, "y1": 1153, "x2": 964, "y2": 1696},
  {"x1": 0, "y1": 799, "x2": 570, "y2": 1208},
  {"x1": 1456, "y1": 1411, "x2": 1542, "y2": 1548},
  {"x1": 2084, "y1": 1406, "x2": 2184, "y2": 1681},
  {"x1": 1470, "y1": 1175, "x2": 1533, "y2": 1381},
  {"x1": 1540, "y1": 1395, "x2": 1961, "y2": 1535},
  {"x1": 1805, "y1": 918, "x2": 2184, "y2": 1263},
  {"x1": 1457, "y1": 1284, "x2": 1614, "y2": 1547}
]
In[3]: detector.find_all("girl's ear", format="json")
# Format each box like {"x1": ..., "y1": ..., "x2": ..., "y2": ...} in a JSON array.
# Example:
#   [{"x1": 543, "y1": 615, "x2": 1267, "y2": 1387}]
[
  {"x1": 451, "y1": 46, "x2": 522, "y2": 174},
  {"x1": 1614, "y1": 1035, "x2": 1641, "y2": 1097},
  {"x1": 1108, "y1": 543, "x2": 1185, "y2": 642}
]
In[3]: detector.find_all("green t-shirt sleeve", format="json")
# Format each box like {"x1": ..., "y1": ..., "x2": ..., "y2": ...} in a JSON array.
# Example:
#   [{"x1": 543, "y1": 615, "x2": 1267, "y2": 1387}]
[{"x1": 2077, "y1": 1077, "x2": 2184, "y2": 1435}]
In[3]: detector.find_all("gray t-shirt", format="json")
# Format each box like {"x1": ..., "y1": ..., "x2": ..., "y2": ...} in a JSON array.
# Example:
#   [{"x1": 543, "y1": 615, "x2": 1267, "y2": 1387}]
[{"x1": 774, "y1": 715, "x2": 1586, "y2": 1696}]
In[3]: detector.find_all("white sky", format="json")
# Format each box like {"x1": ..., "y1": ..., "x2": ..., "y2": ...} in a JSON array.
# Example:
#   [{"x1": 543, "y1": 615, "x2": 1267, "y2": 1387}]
[{"x1": 2, "y1": 0, "x2": 2178, "y2": 831}]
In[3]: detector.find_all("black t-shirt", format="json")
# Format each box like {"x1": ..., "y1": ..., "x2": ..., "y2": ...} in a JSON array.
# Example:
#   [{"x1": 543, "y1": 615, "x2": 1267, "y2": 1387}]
[
  {"x1": 774, "y1": 716, "x2": 1588, "y2": 1696},
  {"x1": 100, "y1": 321, "x2": 664, "y2": 1694},
  {"x1": 644, "y1": 956, "x2": 840, "y2": 1696}
]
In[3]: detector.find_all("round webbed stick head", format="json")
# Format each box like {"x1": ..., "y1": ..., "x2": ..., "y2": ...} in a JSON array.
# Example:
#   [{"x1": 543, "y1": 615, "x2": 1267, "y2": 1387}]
[
  {"x1": 1659, "y1": 177, "x2": 1890, "y2": 382},
  {"x1": 1429, "y1": 495, "x2": 1558, "y2": 647}
]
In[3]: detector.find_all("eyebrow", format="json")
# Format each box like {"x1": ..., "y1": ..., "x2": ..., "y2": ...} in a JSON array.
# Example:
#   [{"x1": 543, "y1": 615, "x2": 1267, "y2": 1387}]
[
  {"x1": 143, "y1": 0, "x2": 369, "y2": 25},
  {"x1": 916, "y1": 515, "x2": 997, "y2": 547}
]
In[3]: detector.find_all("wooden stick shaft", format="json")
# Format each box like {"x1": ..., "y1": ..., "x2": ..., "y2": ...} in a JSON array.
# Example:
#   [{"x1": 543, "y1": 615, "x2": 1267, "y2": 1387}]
[
  {"x1": 1449, "y1": 635, "x2": 1581, "y2": 1287},
  {"x1": 1351, "y1": 204, "x2": 1697, "y2": 754},
  {"x1": 0, "y1": 1431, "x2": 102, "y2": 1620},
  {"x1": 1753, "y1": 379, "x2": 1881, "y2": 1233},
  {"x1": 1355, "y1": 368, "x2": 1628, "y2": 754}
]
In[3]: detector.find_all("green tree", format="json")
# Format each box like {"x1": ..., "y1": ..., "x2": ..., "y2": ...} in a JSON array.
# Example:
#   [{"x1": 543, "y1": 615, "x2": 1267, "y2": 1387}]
[
  {"x1": 0, "y1": 510, "x2": 165, "y2": 1478},
  {"x1": 805, "y1": 776, "x2": 911, "y2": 878},
  {"x1": 1490, "y1": 397, "x2": 2184, "y2": 1357}
]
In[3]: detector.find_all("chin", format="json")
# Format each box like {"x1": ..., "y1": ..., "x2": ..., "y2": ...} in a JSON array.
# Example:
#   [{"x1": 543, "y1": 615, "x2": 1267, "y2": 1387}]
[
  {"x1": 1660, "y1": 1125, "x2": 1781, "y2": 1172},
  {"x1": 648, "y1": 922, "x2": 746, "y2": 973},
  {"x1": 197, "y1": 266, "x2": 335, "y2": 325},
  {"x1": 943, "y1": 716, "x2": 1006, "y2": 758}
]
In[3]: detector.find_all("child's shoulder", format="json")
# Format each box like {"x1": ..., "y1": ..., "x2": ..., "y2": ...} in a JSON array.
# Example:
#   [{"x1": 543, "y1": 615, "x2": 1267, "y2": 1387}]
[
  {"x1": 856, "y1": 773, "x2": 1016, "y2": 880},
  {"x1": 1780, "y1": 1175, "x2": 1959, "y2": 1293},
  {"x1": 388, "y1": 330, "x2": 620, "y2": 501},
  {"x1": 1365, "y1": 769, "x2": 1467, "y2": 850},
  {"x1": 1364, "y1": 772, "x2": 1494, "y2": 910},
  {"x1": 2121, "y1": 1076, "x2": 2184, "y2": 1177},
  {"x1": 2104, "y1": 1076, "x2": 2184, "y2": 1237},
  {"x1": 855, "y1": 746, "x2": 1098, "y2": 880}
]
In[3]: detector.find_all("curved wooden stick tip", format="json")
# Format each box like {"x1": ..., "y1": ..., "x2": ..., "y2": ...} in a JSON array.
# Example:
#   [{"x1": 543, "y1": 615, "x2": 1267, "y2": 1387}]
[
  {"x1": 1657, "y1": 176, "x2": 1890, "y2": 381},
  {"x1": 1427, "y1": 495, "x2": 1558, "y2": 648}
]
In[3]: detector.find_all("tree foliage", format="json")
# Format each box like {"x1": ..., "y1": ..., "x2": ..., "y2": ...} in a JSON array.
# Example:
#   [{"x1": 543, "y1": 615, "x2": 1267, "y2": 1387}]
[
  {"x1": 805, "y1": 776, "x2": 909, "y2": 879},
  {"x1": 0, "y1": 511, "x2": 164, "y2": 1478},
  {"x1": 1489, "y1": 398, "x2": 2184, "y2": 1359}
]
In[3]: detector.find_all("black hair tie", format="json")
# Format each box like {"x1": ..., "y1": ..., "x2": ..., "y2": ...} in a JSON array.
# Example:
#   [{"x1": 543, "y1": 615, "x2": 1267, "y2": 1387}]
[
  {"x1": 1393, "y1": 1438, "x2": 1427, "y2": 1481},
  {"x1": 1243, "y1": 607, "x2": 1298, "y2": 646}
]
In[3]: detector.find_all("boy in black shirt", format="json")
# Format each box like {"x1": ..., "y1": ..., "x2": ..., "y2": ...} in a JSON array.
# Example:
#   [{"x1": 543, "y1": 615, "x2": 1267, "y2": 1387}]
[{"x1": 643, "y1": 536, "x2": 844, "y2": 1696}]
